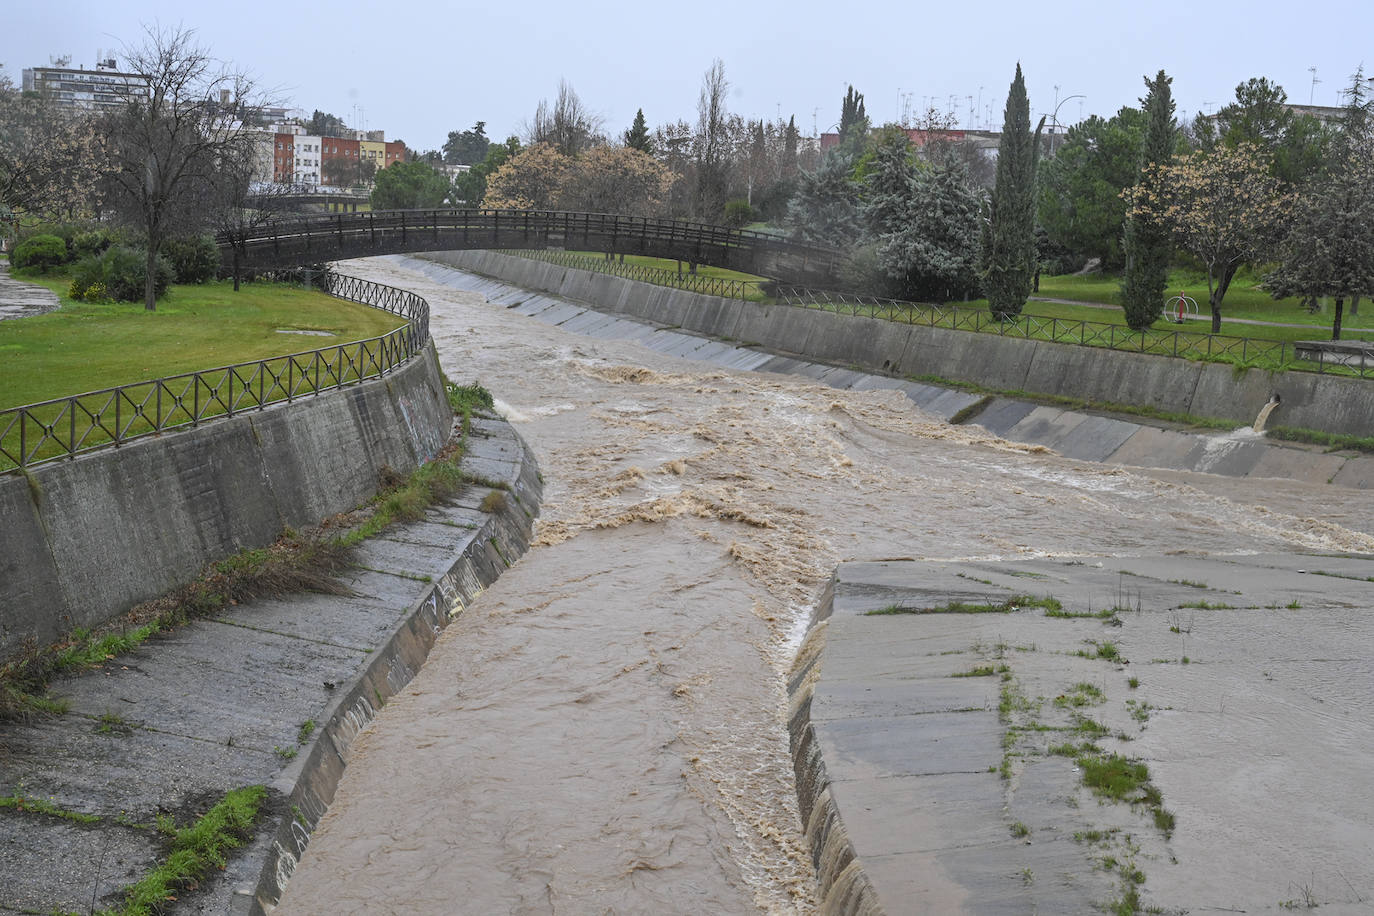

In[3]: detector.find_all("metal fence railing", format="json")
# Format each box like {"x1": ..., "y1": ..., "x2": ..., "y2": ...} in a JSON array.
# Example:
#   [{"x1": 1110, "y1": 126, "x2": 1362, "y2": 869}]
[
  {"x1": 0, "y1": 272, "x2": 430, "y2": 473},
  {"x1": 771, "y1": 287, "x2": 1374, "y2": 380},
  {"x1": 502, "y1": 248, "x2": 769, "y2": 300}
]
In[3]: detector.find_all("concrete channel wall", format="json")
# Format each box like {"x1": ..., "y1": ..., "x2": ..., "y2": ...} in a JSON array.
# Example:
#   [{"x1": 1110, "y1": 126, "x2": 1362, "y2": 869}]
[
  {"x1": 428, "y1": 250, "x2": 1374, "y2": 439},
  {"x1": 0, "y1": 346, "x2": 452, "y2": 662}
]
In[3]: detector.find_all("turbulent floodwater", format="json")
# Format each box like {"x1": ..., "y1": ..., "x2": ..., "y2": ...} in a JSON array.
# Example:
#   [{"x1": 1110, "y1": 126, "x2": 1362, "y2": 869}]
[{"x1": 275, "y1": 257, "x2": 1374, "y2": 914}]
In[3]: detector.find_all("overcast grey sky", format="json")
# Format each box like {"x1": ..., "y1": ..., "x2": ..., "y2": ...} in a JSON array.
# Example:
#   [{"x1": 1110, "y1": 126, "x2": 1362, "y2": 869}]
[{"x1": 5, "y1": 1, "x2": 1373, "y2": 151}]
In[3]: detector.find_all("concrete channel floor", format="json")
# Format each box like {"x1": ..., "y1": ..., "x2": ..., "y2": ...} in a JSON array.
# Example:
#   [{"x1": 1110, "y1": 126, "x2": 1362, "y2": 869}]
[
  {"x1": 799, "y1": 552, "x2": 1374, "y2": 914},
  {"x1": 0, "y1": 419, "x2": 538, "y2": 915}
]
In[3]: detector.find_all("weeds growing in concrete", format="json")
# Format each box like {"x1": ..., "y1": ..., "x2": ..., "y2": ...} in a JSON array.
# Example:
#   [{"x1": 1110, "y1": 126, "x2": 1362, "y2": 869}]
[
  {"x1": 446, "y1": 380, "x2": 495, "y2": 433},
  {"x1": 1045, "y1": 606, "x2": 1121, "y2": 621},
  {"x1": 868, "y1": 594, "x2": 1061, "y2": 615},
  {"x1": 108, "y1": 785, "x2": 266, "y2": 916},
  {"x1": 1054, "y1": 683, "x2": 1106, "y2": 708},
  {"x1": 96, "y1": 711, "x2": 131, "y2": 735},
  {"x1": 0, "y1": 793, "x2": 100, "y2": 824}
]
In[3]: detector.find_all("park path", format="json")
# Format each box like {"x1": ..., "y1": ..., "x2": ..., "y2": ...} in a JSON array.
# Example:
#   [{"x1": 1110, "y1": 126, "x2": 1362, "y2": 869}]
[
  {"x1": 274, "y1": 257, "x2": 1374, "y2": 914},
  {"x1": 0, "y1": 263, "x2": 60, "y2": 321}
]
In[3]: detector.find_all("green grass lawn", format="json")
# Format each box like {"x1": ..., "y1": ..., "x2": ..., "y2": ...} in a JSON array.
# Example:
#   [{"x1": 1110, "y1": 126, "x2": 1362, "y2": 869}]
[
  {"x1": 1033, "y1": 269, "x2": 1374, "y2": 333},
  {"x1": 563, "y1": 251, "x2": 768, "y2": 286},
  {"x1": 0, "y1": 273, "x2": 404, "y2": 409}
]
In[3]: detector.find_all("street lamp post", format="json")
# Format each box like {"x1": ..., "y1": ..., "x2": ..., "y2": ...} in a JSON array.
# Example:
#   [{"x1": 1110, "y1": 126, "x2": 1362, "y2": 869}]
[{"x1": 1048, "y1": 93, "x2": 1085, "y2": 156}]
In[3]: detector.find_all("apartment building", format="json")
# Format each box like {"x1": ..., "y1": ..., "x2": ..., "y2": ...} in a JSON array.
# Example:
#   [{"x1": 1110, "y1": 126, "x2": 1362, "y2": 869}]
[{"x1": 21, "y1": 60, "x2": 149, "y2": 111}]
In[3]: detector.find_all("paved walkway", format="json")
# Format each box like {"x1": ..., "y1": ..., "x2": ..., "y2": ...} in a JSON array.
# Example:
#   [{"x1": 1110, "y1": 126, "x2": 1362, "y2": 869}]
[{"x1": 0, "y1": 263, "x2": 61, "y2": 321}]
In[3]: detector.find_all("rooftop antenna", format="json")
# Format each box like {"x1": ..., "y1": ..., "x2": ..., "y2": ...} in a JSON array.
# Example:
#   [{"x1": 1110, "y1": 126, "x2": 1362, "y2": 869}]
[{"x1": 1308, "y1": 66, "x2": 1320, "y2": 104}]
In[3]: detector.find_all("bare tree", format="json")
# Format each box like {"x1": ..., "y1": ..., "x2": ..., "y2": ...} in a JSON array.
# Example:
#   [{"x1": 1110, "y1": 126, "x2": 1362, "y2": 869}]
[
  {"x1": 101, "y1": 26, "x2": 266, "y2": 310},
  {"x1": 528, "y1": 80, "x2": 602, "y2": 157},
  {"x1": 694, "y1": 59, "x2": 731, "y2": 220},
  {"x1": 214, "y1": 138, "x2": 296, "y2": 291}
]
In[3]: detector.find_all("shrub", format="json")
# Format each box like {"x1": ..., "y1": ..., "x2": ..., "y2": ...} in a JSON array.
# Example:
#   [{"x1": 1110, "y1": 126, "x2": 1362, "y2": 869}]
[
  {"x1": 70, "y1": 228, "x2": 115, "y2": 260},
  {"x1": 722, "y1": 198, "x2": 756, "y2": 228},
  {"x1": 162, "y1": 234, "x2": 221, "y2": 284},
  {"x1": 70, "y1": 246, "x2": 174, "y2": 303},
  {"x1": 10, "y1": 234, "x2": 69, "y2": 272}
]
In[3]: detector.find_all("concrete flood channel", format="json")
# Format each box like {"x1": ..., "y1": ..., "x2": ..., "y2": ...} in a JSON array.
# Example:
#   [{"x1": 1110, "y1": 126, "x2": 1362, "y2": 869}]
[
  {"x1": 265, "y1": 255, "x2": 1371, "y2": 915},
  {"x1": 5, "y1": 253, "x2": 1373, "y2": 914}
]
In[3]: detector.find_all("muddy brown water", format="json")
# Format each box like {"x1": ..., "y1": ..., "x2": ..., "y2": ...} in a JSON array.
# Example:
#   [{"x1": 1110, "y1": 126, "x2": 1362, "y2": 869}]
[{"x1": 274, "y1": 257, "x2": 1374, "y2": 914}]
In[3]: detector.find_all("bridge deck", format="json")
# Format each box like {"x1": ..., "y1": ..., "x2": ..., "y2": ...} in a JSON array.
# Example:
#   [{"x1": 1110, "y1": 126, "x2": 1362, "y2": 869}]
[{"x1": 219, "y1": 209, "x2": 846, "y2": 288}]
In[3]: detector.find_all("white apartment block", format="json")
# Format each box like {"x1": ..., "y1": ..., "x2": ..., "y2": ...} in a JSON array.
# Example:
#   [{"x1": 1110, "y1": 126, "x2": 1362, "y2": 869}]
[{"x1": 21, "y1": 63, "x2": 148, "y2": 111}]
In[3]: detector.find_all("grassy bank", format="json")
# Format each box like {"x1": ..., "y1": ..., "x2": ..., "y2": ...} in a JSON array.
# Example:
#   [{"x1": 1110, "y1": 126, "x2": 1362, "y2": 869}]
[
  {"x1": 563, "y1": 250, "x2": 766, "y2": 286},
  {"x1": 1, "y1": 273, "x2": 404, "y2": 409},
  {"x1": 1033, "y1": 269, "x2": 1374, "y2": 335}
]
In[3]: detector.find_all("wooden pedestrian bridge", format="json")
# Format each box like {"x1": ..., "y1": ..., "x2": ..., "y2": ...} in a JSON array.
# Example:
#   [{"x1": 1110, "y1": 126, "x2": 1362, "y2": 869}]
[{"x1": 217, "y1": 209, "x2": 847, "y2": 289}]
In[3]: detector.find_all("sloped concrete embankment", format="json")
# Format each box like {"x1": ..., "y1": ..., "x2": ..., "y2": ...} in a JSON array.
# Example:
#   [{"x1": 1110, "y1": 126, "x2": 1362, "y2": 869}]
[
  {"x1": 248, "y1": 417, "x2": 542, "y2": 914},
  {"x1": 0, "y1": 346, "x2": 451, "y2": 663},
  {"x1": 425, "y1": 250, "x2": 1374, "y2": 440},
  {"x1": 0, "y1": 417, "x2": 541, "y2": 916},
  {"x1": 786, "y1": 577, "x2": 885, "y2": 916}
]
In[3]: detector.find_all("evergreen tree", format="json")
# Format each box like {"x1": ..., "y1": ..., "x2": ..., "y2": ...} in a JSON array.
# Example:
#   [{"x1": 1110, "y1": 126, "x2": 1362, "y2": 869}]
[
  {"x1": 861, "y1": 127, "x2": 916, "y2": 237},
  {"x1": 1120, "y1": 70, "x2": 1178, "y2": 330},
  {"x1": 624, "y1": 108, "x2": 653, "y2": 154},
  {"x1": 787, "y1": 151, "x2": 860, "y2": 248},
  {"x1": 443, "y1": 122, "x2": 491, "y2": 166},
  {"x1": 839, "y1": 85, "x2": 868, "y2": 151},
  {"x1": 982, "y1": 64, "x2": 1044, "y2": 319},
  {"x1": 783, "y1": 115, "x2": 799, "y2": 177},
  {"x1": 876, "y1": 150, "x2": 984, "y2": 302},
  {"x1": 1037, "y1": 108, "x2": 1145, "y2": 269}
]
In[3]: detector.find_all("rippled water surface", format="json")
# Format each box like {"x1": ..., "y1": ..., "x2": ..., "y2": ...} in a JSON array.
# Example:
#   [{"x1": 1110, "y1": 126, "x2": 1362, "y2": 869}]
[{"x1": 275, "y1": 257, "x2": 1374, "y2": 914}]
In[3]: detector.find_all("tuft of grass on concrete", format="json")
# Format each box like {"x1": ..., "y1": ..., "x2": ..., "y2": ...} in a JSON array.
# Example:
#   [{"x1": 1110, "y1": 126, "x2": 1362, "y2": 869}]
[
  {"x1": 0, "y1": 793, "x2": 101, "y2": 824},
  {"x1": 109, "y1": 785, "x2": 266, "y2": 916}
]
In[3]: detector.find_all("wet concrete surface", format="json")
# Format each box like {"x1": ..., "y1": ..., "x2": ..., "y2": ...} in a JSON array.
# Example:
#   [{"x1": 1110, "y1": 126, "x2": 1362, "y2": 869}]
[
  {"x1": 796, "y1": 554, "x2": 1374, "y2": 914},
  {"x1": 0, "y1": 419, "x2": 539, "y2": 914},
  {"x1": 0, "y1": 263, "x2": 60, "y2": 321}
]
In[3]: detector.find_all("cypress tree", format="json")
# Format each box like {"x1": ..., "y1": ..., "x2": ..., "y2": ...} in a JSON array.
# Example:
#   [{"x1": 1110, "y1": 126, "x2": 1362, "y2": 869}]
[
  {"x1": 839, "y1": 86, "x2": 867, "y2": 151},
  {"x1": 624, "y1": 108, "x2": 653, "y2": 154},
  {"x1": 1120, "y1": 71, "x2": 1178, "y2": 330},
  {"x1": 783, "y1": 115, "x2": 799, "y2": 177},
  {"x1": 982, "y1": 64, "x2": 1044, "y2": 319}
]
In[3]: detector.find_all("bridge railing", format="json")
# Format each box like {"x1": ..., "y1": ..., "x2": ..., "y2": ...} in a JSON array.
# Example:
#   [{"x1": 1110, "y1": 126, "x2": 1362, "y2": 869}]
[
  {"x1": 219, "y1": 209, "x2": 846, "y2": 282},
  {"x1": 0, "y1": 273, "x2": 430, "y2": 473},
  {"x1": 775, "y1": 287, "x2": 1373, "y2": 379}
]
